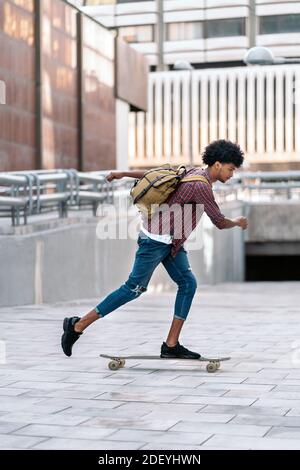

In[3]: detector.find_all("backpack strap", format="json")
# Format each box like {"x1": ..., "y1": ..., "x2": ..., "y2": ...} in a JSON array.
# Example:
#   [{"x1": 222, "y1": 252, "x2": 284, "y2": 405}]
[{"x1": 181, "y1": 175, "x2": 210, "y2": 186}]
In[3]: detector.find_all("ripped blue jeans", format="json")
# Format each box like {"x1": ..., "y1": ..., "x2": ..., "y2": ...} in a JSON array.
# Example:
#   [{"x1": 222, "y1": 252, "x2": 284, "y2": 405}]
[{"x1": 95, "y1": 232, "x2": 197, "y2": 321}]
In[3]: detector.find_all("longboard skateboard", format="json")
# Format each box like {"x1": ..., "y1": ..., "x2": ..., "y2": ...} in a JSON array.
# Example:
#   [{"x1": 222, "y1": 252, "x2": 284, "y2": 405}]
[{"x1": 100, "y1": 354, "x2": 231, "y2": 373}]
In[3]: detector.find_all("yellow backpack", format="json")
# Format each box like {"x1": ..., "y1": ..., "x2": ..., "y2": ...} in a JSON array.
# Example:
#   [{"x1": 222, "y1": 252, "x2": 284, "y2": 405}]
[{"x1": 130, "y1": 164, "x2": 209, "y2": 216}]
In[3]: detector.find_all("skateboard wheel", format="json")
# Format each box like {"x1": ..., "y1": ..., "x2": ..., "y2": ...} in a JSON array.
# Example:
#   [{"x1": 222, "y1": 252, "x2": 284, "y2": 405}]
[
  {"x1": 215, "y1": 361, "x2": 220, "y2": 369},
  {"x1": 119, "y1": 360, "x2": 126, "y2": 368},
  {"x1": 108, "y1": 360, "x2": 119, "y2": 371},
  {"x1": 206, "y1": 363, "x2": 217, "y2": 373}
]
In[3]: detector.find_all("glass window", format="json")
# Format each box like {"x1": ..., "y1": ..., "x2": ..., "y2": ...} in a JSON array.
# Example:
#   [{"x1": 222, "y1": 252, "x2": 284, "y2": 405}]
[
  {"x1": 118, "y1": 25, "x2": 154, "y2": 43},
  {"x1": 166, "y1": 22, "x2": 203, "y2": 41},
  {"x1": 260, "y1": 14, "x2": 300, "y2": 34},
  {"x1": 205, "y1": 18, "x2": 245, "y2": 38}
]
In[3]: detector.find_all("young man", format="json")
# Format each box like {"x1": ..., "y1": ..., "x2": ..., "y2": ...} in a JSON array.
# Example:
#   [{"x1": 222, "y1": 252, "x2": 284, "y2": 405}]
[{"x1": 61, "y1": 139, "x2": 248, "y2": 359}]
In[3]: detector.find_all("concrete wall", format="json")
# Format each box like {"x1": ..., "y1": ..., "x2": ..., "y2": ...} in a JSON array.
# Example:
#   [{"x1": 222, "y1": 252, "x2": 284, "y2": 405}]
[
  {"x1": 0, "y1": 201, "x2": 245, "y2": 307},
  {"x1": 245, "y1": 202, "x2": 300, "y2": 242}
]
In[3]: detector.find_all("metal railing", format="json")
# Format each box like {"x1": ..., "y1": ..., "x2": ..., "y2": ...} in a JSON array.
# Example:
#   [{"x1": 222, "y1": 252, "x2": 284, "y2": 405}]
[
  {"x1": 0, "y1": 169, "x2": 115, "y2": 226},
  {"x1": 1, "y1": 169, "x2": 300, "y2": 227},
  {"x1": 238, "y1": 171, "x2": 300, "y2": 202},
  {"x1": 129, "y1": 66, "x2": 300, "y2": 168}
]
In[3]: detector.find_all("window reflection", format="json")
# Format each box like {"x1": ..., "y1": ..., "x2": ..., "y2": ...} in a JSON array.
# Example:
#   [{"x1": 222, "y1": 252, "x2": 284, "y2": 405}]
[
  {"x1": 119, "y1": 25, "x2": 154, "y2": 43},
  {"x1": 3, "y1": 2, "x2": 34, "y2": 45},
  {"x1": 260, "y1": 14, "x2": 300, "y2": 34}
]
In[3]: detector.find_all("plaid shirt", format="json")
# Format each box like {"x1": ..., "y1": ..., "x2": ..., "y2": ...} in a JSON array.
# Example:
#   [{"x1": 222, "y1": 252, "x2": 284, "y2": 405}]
[{"x1": 141, "y1": 167, "x2": 225, "y2": 257}]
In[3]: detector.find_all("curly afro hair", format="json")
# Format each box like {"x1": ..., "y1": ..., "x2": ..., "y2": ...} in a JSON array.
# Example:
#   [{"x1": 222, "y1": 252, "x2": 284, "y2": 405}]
[{"x1": 202, "y1": 140, "x2": 244, "y2": 168}]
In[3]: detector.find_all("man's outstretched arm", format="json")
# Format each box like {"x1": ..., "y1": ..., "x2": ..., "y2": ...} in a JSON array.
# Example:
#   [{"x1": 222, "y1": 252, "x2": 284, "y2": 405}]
[
  {"x1": 106, "y1": 170, "x2": 145, "y2": 182},
  {"x1": 217, "y1": 217, "x2": 248, "y2": 230}
]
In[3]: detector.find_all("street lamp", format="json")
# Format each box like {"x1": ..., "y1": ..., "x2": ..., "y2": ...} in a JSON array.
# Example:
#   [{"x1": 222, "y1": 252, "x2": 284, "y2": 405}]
[
  {"x1": 244, "y1": 46, "x2": 300, "y2": 65},
  {"x1": 173, "y1": 60, "x2": 194, "y2": 71},
  {"x1": 173, "y1": 60, "x2": 194, "y2": 165}
]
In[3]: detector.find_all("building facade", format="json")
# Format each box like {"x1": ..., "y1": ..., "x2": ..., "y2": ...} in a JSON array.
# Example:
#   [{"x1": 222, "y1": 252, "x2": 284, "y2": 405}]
[
  {"x1": 0, "y1": 0, "x2": 148, "y2": 172},
  {"x1": 80, "y1": 0, "x2": 300, "y2": 69}
]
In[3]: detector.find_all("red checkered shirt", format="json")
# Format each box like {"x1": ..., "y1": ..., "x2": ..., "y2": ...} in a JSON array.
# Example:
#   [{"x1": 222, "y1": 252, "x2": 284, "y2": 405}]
[{"x1": 141, "y1": 167, "x2": 225, "y2": 257}]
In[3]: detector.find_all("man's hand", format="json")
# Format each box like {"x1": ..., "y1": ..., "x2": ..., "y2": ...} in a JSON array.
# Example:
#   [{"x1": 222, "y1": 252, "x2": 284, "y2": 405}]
[
  {"x1": 106, "y1": 171, "x2": 123, "y2": 182},
  {"x1": 234, "y1": 216, "x2": 248, "y2": 230}
]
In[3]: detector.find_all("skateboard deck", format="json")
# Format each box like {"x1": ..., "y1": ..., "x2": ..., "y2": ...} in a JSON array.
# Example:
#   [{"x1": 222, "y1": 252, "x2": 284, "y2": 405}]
[{"x1": 100, "y1": 354, "x2": 231, "y2": 373}]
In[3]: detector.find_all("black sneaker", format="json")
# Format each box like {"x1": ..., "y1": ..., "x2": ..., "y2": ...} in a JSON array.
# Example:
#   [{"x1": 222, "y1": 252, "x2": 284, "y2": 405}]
[
  {"x1": 160, "y1": 341, "x2": 200, "y2": 359},
  {"x1": 61, "y1": 316, "x2": 82, "y2": 357}
]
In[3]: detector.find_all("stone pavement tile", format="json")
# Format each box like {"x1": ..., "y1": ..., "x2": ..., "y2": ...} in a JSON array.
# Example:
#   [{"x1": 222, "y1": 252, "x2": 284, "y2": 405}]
[
  {"x1": 256, "y1": 370, "x2": 289, "y2": 379},
  {"x1": 0, "y1": 412, "x2": 90, "y2": 426},
  {"x1": 0, "y1": 396, "x2": 46, "y2": 412},
  {"x1": 23, "y1": 389, "x2": 111, "y2": 400},
  {"x1": 201, "y1": 434, "x2": 300, "y2": 450},
  {"x1": 121, "y1": 383, "x2": 231, "y2": 397},
  {"x1": 36, "y1": 398, "x2": 124, "y2": 412},
  {"x1": 223, "y1": 390, "x2": 269, "y2": 399},
  {"x1": 286, "y1": 372, "x2": 300, "y2": 379},
  {"x1": 5, "y1": 401, "x2": 75, "y2": 415},
  {"x1": 12, "y1": 424, "x2": 117, "y2": 440},
  {"x1": 201, "y1": 404, "x2": 289, "y2": 416},
  {"x1": 232, "y1": 415, "x2": 300, "y2": 427},
  {"x1": 0, "y1": 388, "x2": 32, "y2": 397},
  {"x1": 0, "y1": 422, "x2": 28, "y2": 434},
  {"x1": 172, "y1": 396, "x2": 256, "y2": 406},
  {"x1": 244, "y1": 378, "x2": 288, "y2": 386},
  {"x1": 252, "y1": 398, "x2": 300, "y2": 409},
  {"x1": 32, "y1": 438, "x2": 143, "y2": 450},
  {"x1": 164, "y1": 376, "x2": 206, "y2": 388},
  {"x1": 196, "y1": 376, "x2": 249, "y2": 384},
  {"x1": 125, "y1": 374, "x2": 188, "y2": 388},
  {"x1": 140, "y1": 443, "x2": 204, "y2": 450},
  {"x1": 231, "y1": 363, "x2": 271, "y2": 372},
  {"x1": 199, "y1": 383, "x2": 274, "y2": 393},
  {"x1": 61, "y1": 373, "x2": 139, "y2": 385},
  {"x1": 61, "y1": 407, "x2": 133, "y2": 418},
  {"x1": 268, "y1": 391, "x2": 300, "y2": 400},
  {"x1": 98, "y1": 391, "x2": 182, "y2": 404},
  {"x1": 107, "y1": 429, "x2": 211, "y2": 446},
  {"x1": 65, "y1": 376, "x2": 136, "y2": 387},
  {"x1": 0, "y1": 433, "x2": 47, "y2": 450},
  {"x1": 0, "y1": 379, "x2": 22, "y2": 387},
  {"x1": 9, "y1": 381, "x2": 81, "y2": 392},
  {"x1": 286, "y1": 408, "x2": 300, "y2": 417},
  {"x1": 180, "y1": 388, "x2": 229, "y2": 397},
  {"x1": 143, "y1": 411, "x2": 235, "y2": 424},
  {"x1": 265, "y1": 426, "x2": 300, "y2": 439},
  {"x1": 83, "y1": 415, "x2": 180, "y2": 431},
  {"x1": 26, "y1": 363, "x2": 100, "y2": 373},
  {"x1": 0, "y1": 371, "x2": 70, "y2": 382},
  {"x1": 114, "y1": 402, "x2": 203, "y2": 416},
  {"x1": 170, "y1": 421, "x2": 270, "y2": 437},
  {"x1": 275, "y1": 384, "x2": 300, "y2": 391}
]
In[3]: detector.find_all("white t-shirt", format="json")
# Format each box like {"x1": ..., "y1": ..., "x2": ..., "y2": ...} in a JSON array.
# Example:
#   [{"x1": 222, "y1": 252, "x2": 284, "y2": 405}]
[{"x1": 140, "y1": 225, "x2": 172, "y2": 244}]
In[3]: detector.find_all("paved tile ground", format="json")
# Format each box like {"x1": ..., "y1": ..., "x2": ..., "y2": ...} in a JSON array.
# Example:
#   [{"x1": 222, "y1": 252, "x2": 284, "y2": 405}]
[{"x1": 1, "y1": 282, "x2": 300, "y2": 450}]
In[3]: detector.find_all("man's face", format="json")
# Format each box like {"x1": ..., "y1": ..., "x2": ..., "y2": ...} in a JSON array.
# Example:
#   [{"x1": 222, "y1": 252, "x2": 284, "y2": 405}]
[{"x1": 217, "y1": 163, "x2": 237, "y2": 183}]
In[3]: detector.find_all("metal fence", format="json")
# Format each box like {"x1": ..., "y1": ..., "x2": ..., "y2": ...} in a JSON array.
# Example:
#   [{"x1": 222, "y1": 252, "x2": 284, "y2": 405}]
[
  {"x1": 0, "y1": 169, "x2": 117, "y2": 226},
  {"x1": 1, "y1": 169, "x2": 300, "y2": 227},
  {"x1": 129, "y1": 65, "x2": 300, "y2": 168}
]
